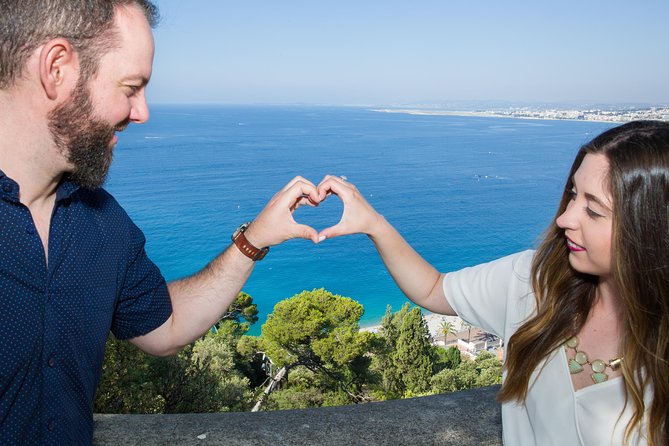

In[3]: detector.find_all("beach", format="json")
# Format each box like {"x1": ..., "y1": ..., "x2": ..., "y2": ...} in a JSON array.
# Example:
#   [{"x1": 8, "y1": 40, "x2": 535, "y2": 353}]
[{"x1": 360, "y1": 313, "x2": 466, "y2": 340}]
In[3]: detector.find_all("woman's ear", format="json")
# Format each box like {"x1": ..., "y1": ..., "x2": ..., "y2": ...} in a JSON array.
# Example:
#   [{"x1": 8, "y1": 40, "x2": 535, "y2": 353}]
[{"x1": 39, "y1": 38, "x2": 79, "y2": 100}]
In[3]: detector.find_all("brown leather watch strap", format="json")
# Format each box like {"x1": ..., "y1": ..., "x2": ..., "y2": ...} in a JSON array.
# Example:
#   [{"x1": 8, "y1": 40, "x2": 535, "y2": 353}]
[{"x1": 232, "y1": 222, "x2": 269, "y2": 261}]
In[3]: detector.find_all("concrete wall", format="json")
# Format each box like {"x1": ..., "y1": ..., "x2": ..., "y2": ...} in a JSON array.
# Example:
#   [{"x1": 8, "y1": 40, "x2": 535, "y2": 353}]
[{"x1": 94, "y1": 385, "x2": 502, "y2": 445}]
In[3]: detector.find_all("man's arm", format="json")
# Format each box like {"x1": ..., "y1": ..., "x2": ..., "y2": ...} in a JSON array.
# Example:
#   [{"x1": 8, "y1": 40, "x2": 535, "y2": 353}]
[{"x1": 129, "y1": 177, "x2": 321, "y2": 356}]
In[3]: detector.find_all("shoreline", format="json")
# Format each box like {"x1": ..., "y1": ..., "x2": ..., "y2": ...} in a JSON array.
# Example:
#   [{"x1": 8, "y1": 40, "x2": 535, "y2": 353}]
[{"x1": 360, "y1": 312, "x2": 466, "y2": 340}]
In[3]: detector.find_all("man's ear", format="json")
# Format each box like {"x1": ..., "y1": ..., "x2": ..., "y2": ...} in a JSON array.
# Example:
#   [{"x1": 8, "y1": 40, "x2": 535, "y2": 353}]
[{"x1": 39, "y1": 38, "x2": 79, "y2": 100}]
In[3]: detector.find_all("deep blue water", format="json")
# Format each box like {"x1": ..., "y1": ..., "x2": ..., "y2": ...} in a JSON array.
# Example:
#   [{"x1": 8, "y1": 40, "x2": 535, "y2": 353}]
[{"x1": 105, "y1": 105, "x2": 614, "y2": 334}]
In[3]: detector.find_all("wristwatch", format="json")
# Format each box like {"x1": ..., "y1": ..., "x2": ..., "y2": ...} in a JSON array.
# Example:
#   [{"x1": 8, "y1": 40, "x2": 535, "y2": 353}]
[{"x1": 231, "y1": 221, "x2": 269, "y2": 261}]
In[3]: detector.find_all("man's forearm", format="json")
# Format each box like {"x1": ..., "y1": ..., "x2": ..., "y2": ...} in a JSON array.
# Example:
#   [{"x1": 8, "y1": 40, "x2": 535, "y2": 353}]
[
  {"x1": 130, "y1": 243, "x2": 255, "y2": 356},
  {"x1": 130, "y1": 176, "x2": 323, "y2": 356},
  {"x1": 167, "y1": 242, "x2": 255, "y2": 347}
]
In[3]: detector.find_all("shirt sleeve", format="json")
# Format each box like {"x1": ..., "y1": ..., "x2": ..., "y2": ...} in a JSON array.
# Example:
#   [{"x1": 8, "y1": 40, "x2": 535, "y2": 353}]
[
  {"x1": 111, "y1": 220, "x2": 173, "y2": 340},
  {"x1": 442, "y1": 250, "x2": 536, "y2": 341}
]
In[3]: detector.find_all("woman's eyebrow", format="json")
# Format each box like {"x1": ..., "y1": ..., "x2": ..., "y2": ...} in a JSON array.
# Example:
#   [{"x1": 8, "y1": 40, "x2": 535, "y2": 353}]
[{"x1": 585, "y1": 192, "x2": 612, "y2": 211}]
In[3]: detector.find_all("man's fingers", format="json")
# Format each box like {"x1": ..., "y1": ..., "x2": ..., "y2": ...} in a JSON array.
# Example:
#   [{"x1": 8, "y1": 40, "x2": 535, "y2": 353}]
[
  {"x1": 281, "y1": 178, "x2": 321, "y2": 207},
  {"x1": 317, "y1": 175, "x2": 352, "y2": 201},
  {"x1": 291, "y1": 194, "x2": 321, "y2": 212},
  {"x1": 281, "y1": 176, "x2": 315, "y2": 192}
]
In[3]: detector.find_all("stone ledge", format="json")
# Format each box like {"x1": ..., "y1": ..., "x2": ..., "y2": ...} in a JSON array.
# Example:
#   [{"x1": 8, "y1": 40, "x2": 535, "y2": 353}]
[{"x1": 94, "y1": 385, "x2": 502, "y2": 445}]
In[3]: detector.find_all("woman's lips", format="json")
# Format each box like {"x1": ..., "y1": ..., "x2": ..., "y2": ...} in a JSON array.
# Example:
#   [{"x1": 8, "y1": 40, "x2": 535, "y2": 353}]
[{"x1": 566, "y1": 237, "x2": 585, "y2": 252}]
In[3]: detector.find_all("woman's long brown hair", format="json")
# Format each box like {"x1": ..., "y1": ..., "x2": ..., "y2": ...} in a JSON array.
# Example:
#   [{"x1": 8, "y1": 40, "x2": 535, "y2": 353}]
[{"x1": 498, "y1": 120, "x2": 669, "y2": 445}]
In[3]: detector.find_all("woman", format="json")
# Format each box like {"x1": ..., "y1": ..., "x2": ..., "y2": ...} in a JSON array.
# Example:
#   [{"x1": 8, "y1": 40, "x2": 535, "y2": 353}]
[{"x1": 316, "y1": 120, "x2": 669, "y2": 445}]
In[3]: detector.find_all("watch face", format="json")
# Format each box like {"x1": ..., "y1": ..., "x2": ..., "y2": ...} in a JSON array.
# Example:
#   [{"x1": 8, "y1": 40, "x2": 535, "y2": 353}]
[{"x1": 232, "y1": 222, "x2": 250, "y2": 240}]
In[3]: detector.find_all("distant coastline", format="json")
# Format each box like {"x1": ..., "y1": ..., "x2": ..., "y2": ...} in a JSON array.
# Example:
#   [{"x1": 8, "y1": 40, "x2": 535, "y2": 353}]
[{"x1": 372, "y1": 107, "x2": 669, "y2": 123}]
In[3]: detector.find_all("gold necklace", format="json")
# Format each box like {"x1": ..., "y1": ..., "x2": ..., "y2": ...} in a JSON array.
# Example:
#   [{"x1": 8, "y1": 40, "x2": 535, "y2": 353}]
[{"x1": 564, "y1": 336, "x2": 623, "y2": 384}]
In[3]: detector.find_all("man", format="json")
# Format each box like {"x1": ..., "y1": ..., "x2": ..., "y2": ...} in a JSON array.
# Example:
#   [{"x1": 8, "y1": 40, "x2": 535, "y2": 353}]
[{"x1": 0, "y1": 1, "x2": 321, "y2": 444}]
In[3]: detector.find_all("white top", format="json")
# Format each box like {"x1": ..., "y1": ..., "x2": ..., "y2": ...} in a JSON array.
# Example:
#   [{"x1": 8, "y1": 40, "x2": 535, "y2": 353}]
[{"x1": 443, "y1": 250, "x2": 650, "y2": 446}]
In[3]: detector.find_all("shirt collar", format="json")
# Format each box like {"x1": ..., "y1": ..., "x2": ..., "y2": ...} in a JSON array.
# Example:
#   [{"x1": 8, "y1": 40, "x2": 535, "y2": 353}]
[
  {"x1": 0, "y1": 169, "x2": 80, "y2": 203},
  {"x1": 55, "y1": 176, "x2": 81, "y2": 202}
]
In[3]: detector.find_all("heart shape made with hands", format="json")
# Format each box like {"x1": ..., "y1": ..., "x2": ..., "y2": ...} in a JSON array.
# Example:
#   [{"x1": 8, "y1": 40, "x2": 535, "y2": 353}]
[{"x1": 292, "y1": 189, "x2": 345, "y2": 234}]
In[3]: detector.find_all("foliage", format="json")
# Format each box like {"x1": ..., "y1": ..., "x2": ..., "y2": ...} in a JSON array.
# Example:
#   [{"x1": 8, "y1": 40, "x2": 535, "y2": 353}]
[
  {"x1": 95, "y1": 289, "x2": 503, "y2": 414},
  {"x1": 259, "y1": 288, "x2": 374, "y2": 405},
  {"x1": 473, "y1": 350, "x2": 503, "y2": 387},
  {"x1": 444, "y1": 346, "x2": 462, "y2": 369},
  {"x1": 462, "y1": 322, "x2": 474, "y2": 343},
  {"x1": 431, "y1": 345, "x2": 462, "y2": 375},
  {"x1": 217, "y1": 291, "x2": 258, "y2": 329},
  {"x1": 368, "y1": 303, "x2": 411, "y2": 398},
  {"x1": 430, "y1": 350, "x2": 502, "y2": 393},
  {"x1": 236, "y1": 335, "x2": 269, "y2": 388},
  {"x1": 155, "y1": 321, "x2": 253, "y2": 413},
  {"x1": 263, "y1": 366, "x2": 357, "y2": 411},
  {"x1": 94, "y1": 293, "x2": 256, "y2": 414},
  {"x1": 94, "y1": 336, "x2": 165, "y2": 413},
  {"x1": 368, "y1": 303, "x2": 437, "y2": 398},
  {"x1": 439, "y1": 321, "x2": 458, "y2": 340},
  {"x1": 393, "y1": 307, "x2": 434, "y2": 395}
]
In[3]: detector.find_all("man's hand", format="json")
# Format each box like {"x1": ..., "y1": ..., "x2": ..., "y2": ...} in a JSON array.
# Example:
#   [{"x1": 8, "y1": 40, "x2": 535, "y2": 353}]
[
  {"x1": 131, "y1": 176, "x2": 323, "y2": 356},
  {"x1": 243, "y1": 176, "x2": 322, "y2": 247}
]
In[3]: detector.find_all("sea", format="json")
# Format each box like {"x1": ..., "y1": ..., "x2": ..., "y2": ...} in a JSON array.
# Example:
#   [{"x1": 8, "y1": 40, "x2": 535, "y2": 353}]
[{"x1": 105, "y1": 105, "x2": 615, "y2": 335}]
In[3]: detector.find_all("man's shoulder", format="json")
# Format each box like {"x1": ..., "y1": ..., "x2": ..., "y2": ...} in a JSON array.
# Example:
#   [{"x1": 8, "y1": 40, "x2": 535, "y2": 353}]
[
  {"x1": 71, "y1": 187, "x2": 135, "y2": 228},
  {"x1": 74, "y1": 187, "x2": 122, "y2": 210}
]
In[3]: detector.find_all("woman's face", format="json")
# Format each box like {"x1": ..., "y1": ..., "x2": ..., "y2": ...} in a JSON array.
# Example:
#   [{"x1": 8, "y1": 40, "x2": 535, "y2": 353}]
[{"x1": 556, "y1": 153, "x2": 613, "y2": 278}]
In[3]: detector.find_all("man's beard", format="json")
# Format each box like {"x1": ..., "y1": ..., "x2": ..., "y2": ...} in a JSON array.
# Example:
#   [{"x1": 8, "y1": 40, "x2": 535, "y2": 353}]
[{"x1": 48, "y1": 84, "x2": 127, "y2": 189}]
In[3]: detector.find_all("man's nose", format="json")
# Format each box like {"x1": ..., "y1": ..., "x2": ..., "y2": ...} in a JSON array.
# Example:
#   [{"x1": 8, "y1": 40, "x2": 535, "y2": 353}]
[{"x1": 129, "y1": 94, "x2": 150, "y2": 124}]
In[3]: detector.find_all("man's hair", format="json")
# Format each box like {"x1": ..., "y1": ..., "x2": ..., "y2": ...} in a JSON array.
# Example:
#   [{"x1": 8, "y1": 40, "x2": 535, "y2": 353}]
[{"x1": 0, "y1": 0, "x2": 159, "y2": 89}]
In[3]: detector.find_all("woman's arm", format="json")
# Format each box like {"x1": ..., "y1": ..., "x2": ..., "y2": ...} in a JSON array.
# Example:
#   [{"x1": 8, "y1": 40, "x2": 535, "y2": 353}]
[{"x1": 317, "y1": 175, "x2": 455, "y2": 315}]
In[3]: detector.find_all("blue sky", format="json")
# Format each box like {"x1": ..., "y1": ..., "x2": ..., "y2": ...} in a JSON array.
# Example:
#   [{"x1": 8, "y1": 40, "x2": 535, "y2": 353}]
[{"x1": 149, "y1": 0, "x2": 669, "y2": 106}]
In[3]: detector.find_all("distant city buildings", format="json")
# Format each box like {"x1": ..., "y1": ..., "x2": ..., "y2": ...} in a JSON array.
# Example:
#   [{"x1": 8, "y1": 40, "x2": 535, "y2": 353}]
[
  {"x1": 374, "y1": 107, "x2": 669, "y2": 123},
  {"x1": 485, "y1": 107, "x2": 669, "y2": 123}
]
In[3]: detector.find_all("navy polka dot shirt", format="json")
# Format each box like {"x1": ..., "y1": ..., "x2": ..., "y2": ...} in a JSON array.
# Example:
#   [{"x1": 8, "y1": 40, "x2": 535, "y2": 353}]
[{"x1": 0, "y1": 171, "x2": 173, "y2": 445}]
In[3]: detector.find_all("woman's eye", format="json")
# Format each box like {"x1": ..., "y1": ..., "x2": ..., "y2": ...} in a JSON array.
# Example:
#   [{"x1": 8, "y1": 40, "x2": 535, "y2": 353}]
[{"x1": 585, "y1": 207, "x2": 603, "y2": 218}]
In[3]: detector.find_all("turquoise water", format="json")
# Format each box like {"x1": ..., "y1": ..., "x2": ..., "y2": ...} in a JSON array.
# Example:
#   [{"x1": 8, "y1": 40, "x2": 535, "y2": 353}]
[{"x1": 105, "y1": 105, "x2": 614, "y2": 334}]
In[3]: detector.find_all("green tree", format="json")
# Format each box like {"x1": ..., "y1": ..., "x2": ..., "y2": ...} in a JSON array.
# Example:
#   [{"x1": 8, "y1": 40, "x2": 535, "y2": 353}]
[
  {"x1": 236, "y1": 334, "x2": 269, "y2": 388},
  {"x1": 95, "y1": 293, "x2": 257, "y2": 413},
  {"x1": 158, "y1": 320, "x2": 253, "y2": 413},
  {"x1": 474, "y1": 350, "x2": 503, "y2": 387},
  {"x1": 393, "y1": 307, "x2": 434, "y2": 395},
  {"x1": 439, "y1": 321, "x2": 458, "y2": 341},
  {"x1": 94, "y1": 336, "x2": 165, "y2": 413},
  {"x1": 217, "y1": 291, "x2": 258, "y2": 328},
  {"x1": 263, "y1": 366, "x2": 350, "y2": 410},
  {"x1": 429, "y1": 368, "x2": 460, "y2": 393},
  {"x1": 444, "y1": 346, "x2": 462, "y2": 369},
  {"x1": 463, "y1": 322, "x2": 474, "y2": 343},
  {"x1": 369, "y1": 303, "x2": 411, "y2": 399},
  {"x1": 430, "y1": 350, "x2": 502, "y2": 394},
  {"x1": 258, "y1": 288, "x2": 373, "y2": 408}
]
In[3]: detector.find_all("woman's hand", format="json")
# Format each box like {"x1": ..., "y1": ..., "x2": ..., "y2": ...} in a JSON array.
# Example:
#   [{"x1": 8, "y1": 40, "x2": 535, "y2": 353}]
[{"x1": 316, "y1": 175, "x2": 385, "y2": 240}]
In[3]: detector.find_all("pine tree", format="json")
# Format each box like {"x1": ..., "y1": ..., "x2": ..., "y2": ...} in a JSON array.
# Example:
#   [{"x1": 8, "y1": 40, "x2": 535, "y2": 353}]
[{"x1": 393, "y1": 307, "x2": 434, "y2": 395}]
